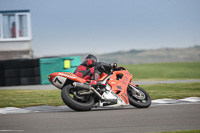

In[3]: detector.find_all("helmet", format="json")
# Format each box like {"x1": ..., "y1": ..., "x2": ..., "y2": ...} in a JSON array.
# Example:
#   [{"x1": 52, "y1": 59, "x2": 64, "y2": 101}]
[{"x1": 85, "y1": 54, "x2": 97, "y2": 62}]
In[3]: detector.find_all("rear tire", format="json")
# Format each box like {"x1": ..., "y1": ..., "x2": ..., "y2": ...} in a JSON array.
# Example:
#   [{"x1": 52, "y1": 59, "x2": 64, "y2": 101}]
[
  {"x1": 127, "y1": 84, "x2": 151, "y2": 108},
  {"x1": 61, "y1": 85, "x2": 94, "y2": 111}
]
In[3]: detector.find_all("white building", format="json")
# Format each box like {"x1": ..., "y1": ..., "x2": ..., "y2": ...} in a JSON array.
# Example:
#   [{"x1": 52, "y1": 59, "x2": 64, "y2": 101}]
[{"x1": 0, "y1": 10, "x2": 33, "y2": 60}]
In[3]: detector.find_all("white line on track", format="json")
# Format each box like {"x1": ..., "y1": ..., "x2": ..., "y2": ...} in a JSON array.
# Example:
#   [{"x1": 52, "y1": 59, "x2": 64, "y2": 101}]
[{"x1": 0, "y1": 130, "x2": 24, "y2": 132}]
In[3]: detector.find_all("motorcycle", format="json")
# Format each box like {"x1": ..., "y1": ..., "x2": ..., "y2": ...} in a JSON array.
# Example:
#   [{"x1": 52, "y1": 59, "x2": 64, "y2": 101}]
[{"x1": 48, "y1": 66, "x2": 151, "y2": 111}]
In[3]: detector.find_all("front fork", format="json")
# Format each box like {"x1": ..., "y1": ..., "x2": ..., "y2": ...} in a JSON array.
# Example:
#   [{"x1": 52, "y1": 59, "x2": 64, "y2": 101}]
[{"x1": 128, "y1": 83, "x2": 146, "y2": 100}]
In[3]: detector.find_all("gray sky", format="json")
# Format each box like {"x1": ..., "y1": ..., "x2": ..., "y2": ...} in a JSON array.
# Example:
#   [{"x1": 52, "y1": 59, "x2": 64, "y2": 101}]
[{"x1": 0, "y1": 0, "x2": 200, "y2": 57}]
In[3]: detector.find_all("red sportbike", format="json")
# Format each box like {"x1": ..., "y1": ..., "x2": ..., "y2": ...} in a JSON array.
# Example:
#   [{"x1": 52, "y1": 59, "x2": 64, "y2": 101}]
[{"x1": 48, "y1": 67, "x2": 151, "y2": 111}]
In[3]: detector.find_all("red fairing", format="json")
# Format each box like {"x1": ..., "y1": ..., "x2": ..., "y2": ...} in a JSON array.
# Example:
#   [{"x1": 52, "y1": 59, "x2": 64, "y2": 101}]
[
  {"x1": 107, "y1": 69, "x2": 133, "y2": 104},
  {"x1": 48, "y1": 72, "x2": 57, "y2": 85},
  {"x1": 49, "y1": 72, "x2": 87, "y2": 84}
]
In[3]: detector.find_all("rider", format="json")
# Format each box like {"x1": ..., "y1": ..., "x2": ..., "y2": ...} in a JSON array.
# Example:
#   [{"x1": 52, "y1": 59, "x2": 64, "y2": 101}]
[{"x1": 74, "y1": 54, "x2": 117, "y2": 85}]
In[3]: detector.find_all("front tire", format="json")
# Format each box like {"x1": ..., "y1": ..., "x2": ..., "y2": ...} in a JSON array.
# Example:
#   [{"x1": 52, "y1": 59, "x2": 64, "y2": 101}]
[
  {"x1": 61, "y1": 85, "x2": 94, "y2": 111},
  {"x1": 127, "y1": 84, "x2": 151, "y2": 108}
]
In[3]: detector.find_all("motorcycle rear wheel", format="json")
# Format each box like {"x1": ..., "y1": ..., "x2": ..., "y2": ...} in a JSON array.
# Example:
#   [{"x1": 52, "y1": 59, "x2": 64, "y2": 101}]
[
  {"x1": 61, "y1": 85, "x2": 94, "y2": 111},
  {"x1": 127, "y1": 84, "x2": 151, "y2": 108}
]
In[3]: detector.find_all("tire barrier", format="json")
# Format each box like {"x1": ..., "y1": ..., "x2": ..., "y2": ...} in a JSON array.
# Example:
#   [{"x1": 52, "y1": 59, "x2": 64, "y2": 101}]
[
  {"x1": 0, "y1": 61, "x2": 4, "y2": 86},
  {"x1": 4, "y1": 69, "x2": 20, "y2": 78},
  {"x1": 0, "y1": 59, "x2": 40, "y2": 86},
  {"x1": 0, "y1": 56, "x2": 81, "y2": 86},
  {"x1": 4, "y1": 78, "x2": 21, "y2": 86},
  {"x1": 20, "y1": 77, "x2": 41, "y2": 85}
]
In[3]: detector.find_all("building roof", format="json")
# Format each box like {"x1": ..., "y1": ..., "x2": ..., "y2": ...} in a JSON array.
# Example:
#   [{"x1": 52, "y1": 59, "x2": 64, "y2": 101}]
[{"x1": 0, "y1": 10, "x2": 30, "y2": 13}]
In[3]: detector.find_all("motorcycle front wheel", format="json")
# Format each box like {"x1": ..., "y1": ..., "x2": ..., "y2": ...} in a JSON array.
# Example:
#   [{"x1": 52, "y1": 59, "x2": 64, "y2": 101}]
[
  {"x1": 61, "y1": 85, "x2": 94, "y2": 111},
  {"x1": 127, "y1": 84, "x2": 151, "y2": 108}
]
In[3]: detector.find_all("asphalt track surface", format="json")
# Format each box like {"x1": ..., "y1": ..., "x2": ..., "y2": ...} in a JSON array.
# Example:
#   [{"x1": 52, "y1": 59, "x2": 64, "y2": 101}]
[{"x1": 1, "y1": 104, "x2": 200, "y2": 133}]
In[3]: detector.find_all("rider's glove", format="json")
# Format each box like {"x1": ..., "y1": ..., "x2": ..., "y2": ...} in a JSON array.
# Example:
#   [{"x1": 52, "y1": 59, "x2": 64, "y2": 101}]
[{"x1": 110, "y1": 63, "x2": 117, "y2": 69}]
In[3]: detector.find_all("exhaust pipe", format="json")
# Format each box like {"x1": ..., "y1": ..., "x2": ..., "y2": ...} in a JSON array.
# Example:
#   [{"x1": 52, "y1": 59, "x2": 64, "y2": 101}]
[{"x1": 73, "y1": 82, "x2": 102, "y2": 98}]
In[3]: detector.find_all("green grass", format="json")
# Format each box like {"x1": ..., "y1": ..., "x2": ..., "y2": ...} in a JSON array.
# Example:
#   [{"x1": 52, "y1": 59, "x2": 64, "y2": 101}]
[
  {"x1": 0, "y1": 82, "x2": 200, "y2": 108},
  {"x1": 141, "y1": 82, "x2": 200, "y2": 100},
  {"x1": 151, "y1": 130, "x2": 200, "y2": 133},
  {"x1": 121, "y1": 62, "x2": 200, "y2": 80},
  {"x1": 0, "y1": 89, "x2": 63, "y2": 108}
]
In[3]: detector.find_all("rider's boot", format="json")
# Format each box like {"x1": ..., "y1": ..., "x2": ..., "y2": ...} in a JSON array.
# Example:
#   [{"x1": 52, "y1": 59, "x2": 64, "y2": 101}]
[
  {"x1": 90, "y1": 73, "x2": 100, "y2": 85},
  {"x1": 90, "y1": 73, "x2": 106, "y2": 87}
]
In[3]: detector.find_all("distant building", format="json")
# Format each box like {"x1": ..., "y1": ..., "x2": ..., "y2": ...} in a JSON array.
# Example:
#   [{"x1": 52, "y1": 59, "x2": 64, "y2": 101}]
[{"x1": 0, "y1": 10, "x2": 33, "y2": 60}]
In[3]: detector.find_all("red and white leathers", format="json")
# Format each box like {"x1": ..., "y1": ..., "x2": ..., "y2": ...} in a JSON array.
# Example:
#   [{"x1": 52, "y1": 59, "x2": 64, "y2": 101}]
[{"x1": 74, "y1": 54, "x2": 112, "y2": 85}]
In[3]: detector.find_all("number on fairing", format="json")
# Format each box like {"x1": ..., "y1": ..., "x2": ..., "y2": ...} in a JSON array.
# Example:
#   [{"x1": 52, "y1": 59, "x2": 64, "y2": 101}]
[
  {"x1": 54, "y1": 77, "x2": 62, "y2": 84},
  {"x1": 53, "y1": 76, "x2": 67, "y2": 89}
]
